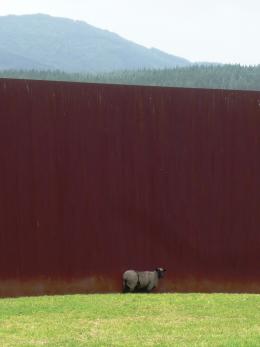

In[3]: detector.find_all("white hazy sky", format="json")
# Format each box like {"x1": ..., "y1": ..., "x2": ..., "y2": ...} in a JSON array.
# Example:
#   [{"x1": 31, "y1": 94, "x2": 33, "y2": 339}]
[{"x1": 0, "y1": 0, "x2": 259, "y2": 65}]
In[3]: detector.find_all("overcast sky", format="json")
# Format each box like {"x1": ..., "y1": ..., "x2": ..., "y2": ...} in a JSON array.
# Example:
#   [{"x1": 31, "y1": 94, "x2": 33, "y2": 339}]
[{"x1": 1, "y1": 0, "x2": 259, "y2": 65}]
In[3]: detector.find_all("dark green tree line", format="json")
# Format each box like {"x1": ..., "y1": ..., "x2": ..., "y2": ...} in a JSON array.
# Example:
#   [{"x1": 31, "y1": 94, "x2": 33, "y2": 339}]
[{"x1": 0, "y1": 64, "x2": 259, "y2": 91}]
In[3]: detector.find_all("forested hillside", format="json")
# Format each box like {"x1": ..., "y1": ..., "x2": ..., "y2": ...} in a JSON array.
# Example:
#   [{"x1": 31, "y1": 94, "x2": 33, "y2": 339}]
[
  {"x1": 0, "y1": 14, "x2": 190, "y2": 72},
  {"x1": 0, "y1": 64, "x2": 259, "y2": 91}
]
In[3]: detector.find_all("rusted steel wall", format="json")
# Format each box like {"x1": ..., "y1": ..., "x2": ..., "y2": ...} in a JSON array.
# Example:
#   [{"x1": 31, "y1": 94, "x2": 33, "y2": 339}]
[{"x1": 0, "y1": 78, "x2": 260, "y2": 297}]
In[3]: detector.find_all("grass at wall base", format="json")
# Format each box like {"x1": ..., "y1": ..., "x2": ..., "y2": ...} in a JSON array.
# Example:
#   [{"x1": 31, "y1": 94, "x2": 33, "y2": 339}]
[{"x1": 0, "y1": 293, "x2": 259, "y2": 346}]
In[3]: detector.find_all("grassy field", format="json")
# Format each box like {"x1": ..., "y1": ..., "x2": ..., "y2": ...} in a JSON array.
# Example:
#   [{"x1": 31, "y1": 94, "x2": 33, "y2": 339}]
[{"x1": 0, "y1": 293, "x2": 259, "y2": 347}]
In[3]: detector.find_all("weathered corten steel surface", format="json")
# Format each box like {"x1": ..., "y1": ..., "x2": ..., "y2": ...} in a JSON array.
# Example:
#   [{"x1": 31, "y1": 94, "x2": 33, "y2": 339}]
[{"x1": 0, "y1": 78, "x2": 260, "y2": 297}]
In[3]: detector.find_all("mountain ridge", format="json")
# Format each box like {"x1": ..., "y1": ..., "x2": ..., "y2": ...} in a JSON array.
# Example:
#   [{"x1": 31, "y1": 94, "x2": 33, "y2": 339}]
[{"x1": 0, "y1": 14, "x2": 191, "y2": 73}]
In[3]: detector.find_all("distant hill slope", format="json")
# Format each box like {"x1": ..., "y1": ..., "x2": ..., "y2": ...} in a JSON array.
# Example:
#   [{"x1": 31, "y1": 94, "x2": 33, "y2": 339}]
[
  {"x1": 0, "y1": 14, "x2": 191, "y2": 73},
  {"x1": 0, "y1": 47, "x2": 51, "y2": 70}
]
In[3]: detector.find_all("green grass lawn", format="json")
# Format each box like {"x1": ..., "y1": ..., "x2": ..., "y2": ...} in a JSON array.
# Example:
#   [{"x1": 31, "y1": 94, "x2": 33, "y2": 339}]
[{"x1": 0, "y1": 293, "x2": 259, "y2": 347}]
